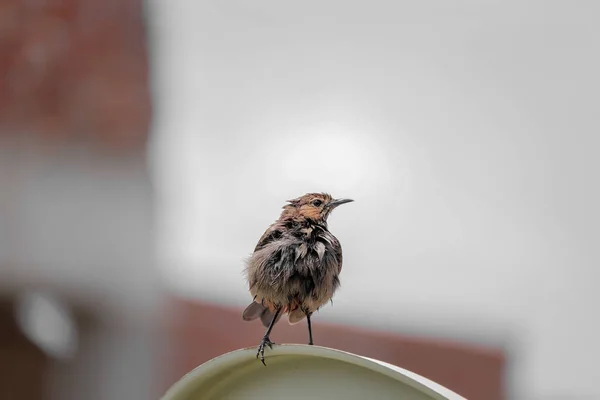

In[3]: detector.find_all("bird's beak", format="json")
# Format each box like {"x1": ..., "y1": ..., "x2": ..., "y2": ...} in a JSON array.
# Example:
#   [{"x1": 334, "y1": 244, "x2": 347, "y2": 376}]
[{"x1": 327, "y1": 198, "x2": 354, "y2": 209}]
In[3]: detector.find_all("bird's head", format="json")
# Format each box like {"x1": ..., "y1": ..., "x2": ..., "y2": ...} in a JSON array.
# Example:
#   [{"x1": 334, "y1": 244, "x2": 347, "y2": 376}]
[{"x1": 282, "y1": 193, "x2": 353, "y2": 224}]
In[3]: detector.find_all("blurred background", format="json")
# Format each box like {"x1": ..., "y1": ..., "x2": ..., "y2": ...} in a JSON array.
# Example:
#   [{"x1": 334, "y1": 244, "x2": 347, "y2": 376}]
[{"x1": 1, "y1": 1, "x2": 598, "y2": 399}]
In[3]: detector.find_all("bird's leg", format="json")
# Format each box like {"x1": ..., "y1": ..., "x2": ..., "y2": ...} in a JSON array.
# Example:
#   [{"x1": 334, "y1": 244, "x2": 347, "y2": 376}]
[
  {"x1": 306, "y1": 311, "x2": 314, "y2": 345},
  {"x1": 256, "y1": 306, "x2": 282, "y2": 366}
]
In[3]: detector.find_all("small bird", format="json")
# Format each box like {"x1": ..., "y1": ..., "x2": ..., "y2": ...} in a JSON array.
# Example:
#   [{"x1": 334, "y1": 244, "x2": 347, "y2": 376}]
[{"x1": 242, "y1": 193, "x2": 353, "y2": 365}]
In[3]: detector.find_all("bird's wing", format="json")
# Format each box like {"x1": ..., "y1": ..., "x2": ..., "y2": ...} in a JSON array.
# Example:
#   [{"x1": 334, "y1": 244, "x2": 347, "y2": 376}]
[
  {"x1": 247, "y1": 224, "x2": 281, "y2": 291},
  {"x1": 253, "y1": 223, "x2": 283, "y2": 252}
]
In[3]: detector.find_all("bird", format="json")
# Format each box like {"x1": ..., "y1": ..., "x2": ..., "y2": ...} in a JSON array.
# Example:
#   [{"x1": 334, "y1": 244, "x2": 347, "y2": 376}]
[{"x1": 242, "y1": 192, "x2": 353, "y2": 365}]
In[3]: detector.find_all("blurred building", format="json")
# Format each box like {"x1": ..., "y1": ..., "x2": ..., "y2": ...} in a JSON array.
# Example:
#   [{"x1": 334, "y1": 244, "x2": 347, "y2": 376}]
[{"x1": 0, "y1": 1, "x2": 163, "y2": 399}]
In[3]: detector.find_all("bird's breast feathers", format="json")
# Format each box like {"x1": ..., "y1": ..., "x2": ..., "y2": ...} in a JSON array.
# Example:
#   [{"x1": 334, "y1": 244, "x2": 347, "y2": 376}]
[{"x1": 247, "y1": 229, "x2": 341, "y2": 276}]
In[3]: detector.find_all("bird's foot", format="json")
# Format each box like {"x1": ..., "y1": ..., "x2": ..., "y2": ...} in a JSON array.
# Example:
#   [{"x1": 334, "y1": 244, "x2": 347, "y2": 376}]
[{"x1": 256, "y1": 336, "x2": 275, "y2": 366}]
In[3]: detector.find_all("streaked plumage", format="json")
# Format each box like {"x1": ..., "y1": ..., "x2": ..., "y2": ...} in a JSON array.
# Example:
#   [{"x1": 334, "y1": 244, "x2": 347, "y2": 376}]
[{"x1": 242, "y1": 193, "x2": 353, "y2": 364}]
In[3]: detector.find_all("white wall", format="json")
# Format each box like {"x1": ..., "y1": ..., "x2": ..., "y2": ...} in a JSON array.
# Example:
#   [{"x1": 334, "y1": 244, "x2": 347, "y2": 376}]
[
  {"x1": 146, "y1": 1, "x2": 600, "y2": 398},
  {"x1": 0, "y1": 144, "x2": 163, "y2": 400},
  {"x1": 0, "y1": 146, "x2": 159, "y2": 319}
]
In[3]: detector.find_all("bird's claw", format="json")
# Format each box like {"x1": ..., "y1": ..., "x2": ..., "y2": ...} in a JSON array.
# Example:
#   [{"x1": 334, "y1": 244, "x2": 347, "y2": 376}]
[{"x1": 256, "y1": 336, "x2": 274, "y2": 366}]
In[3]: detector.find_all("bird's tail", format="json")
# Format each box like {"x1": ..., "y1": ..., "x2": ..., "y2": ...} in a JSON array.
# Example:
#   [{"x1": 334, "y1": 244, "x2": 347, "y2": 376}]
[
  {"x1": 287, "y1": 308, "x2": 306, "y2": 325},
  {"x1": 242, "y1": 302, "x2": 283, "y2": 328}
]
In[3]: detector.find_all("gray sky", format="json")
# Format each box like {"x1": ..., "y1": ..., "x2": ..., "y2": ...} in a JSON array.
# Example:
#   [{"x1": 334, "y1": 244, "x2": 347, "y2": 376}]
[{"x1": 147, "y1": 1, "x2": 600, "y2": 398}]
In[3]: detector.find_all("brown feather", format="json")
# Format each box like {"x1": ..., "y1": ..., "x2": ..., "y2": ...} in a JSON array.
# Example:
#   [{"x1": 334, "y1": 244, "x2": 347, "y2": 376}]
[{"x1": 242, "y1": 193, "x2": 352, "y2": 345}]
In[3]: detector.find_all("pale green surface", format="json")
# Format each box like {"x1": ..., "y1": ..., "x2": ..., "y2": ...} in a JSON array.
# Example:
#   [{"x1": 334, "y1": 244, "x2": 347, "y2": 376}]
[{"x1": 162, "y1": 345, "x2": 466, "y2": 400}]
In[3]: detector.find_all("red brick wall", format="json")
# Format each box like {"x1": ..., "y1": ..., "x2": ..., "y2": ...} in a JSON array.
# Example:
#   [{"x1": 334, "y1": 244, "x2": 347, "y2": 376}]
[{"x1": 0, "y1": 0, "x2": 150, "y2": 152}]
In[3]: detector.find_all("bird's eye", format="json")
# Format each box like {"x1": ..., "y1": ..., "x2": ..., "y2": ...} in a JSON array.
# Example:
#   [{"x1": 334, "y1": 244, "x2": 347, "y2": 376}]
[{"x1": 312, "y1": 199, "x2": 323, "y2": 207}]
